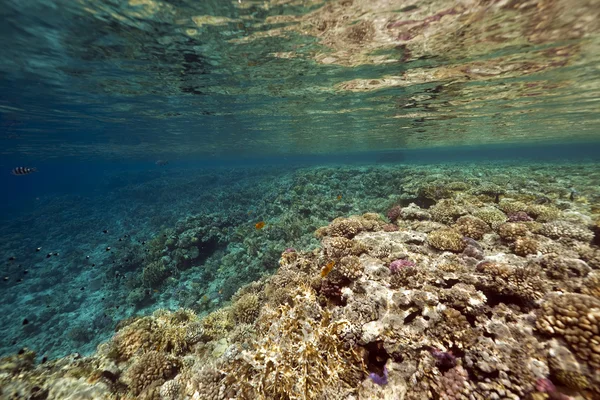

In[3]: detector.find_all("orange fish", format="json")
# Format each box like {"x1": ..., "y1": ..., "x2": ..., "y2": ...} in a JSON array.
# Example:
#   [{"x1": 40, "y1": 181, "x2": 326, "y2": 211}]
[
  {"x1": 337, "y1": 195, "x2": 342, "y2": 201},
  {"x1": 255, "y1": 221, "x2": 266, "y2": 230},
  {"x1": 320, "y1": 261, "x2": 335, "y2": 278}
]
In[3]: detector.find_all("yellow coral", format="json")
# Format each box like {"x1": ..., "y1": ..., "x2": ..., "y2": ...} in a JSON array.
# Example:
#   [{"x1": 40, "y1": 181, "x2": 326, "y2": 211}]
[
  {"x1": 109, "y1": 309, "x2": 199, "y2": 361},
  {"x1": 201, "y1": 308, "x2": 234, "y2": 341},
  {"x1": 232, "y1": 293, "x2": 261, "y2": 324},
  {"x1": 222, "y1": 286, "x2": 365, "y2": 399},
  {"x1": 428, "y1": 228, "x2": 466, "y2": 252}
]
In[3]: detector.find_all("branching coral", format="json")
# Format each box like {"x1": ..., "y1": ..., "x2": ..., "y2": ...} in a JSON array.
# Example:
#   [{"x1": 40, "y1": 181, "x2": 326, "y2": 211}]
[
  {"x1": 321, "y1": 236, "x2": 368, "y2": 260},
  {"x1": 513, "y1": 236, "x2": 539, "y2": 256},
  {"x1": 475, "y1": 262, "x2": 547, "y2": 302},
  {"x1": 109, "y1": 309, "x2": 199, "y2": 361},
  {"x1": 428, "y1": 228, "x2": 466, "y2": 252},
  {"x1": 539, "y1": 221, "x2": 594, "y2": 242},
  {"x1": 473, "y1": 207, "x2": 507, "y2": 229},
  {"x1": 201, "y1": 308, "x2": 234, "y2": 342},
  {"x1": 221, "y1": 286, "x2": 365, "y2": 399}
]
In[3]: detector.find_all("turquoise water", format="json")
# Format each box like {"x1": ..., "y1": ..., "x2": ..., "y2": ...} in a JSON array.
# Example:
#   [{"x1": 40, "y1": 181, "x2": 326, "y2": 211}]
[{"x1": 1, "y1": 1, "x2": 600, "y2": 399}]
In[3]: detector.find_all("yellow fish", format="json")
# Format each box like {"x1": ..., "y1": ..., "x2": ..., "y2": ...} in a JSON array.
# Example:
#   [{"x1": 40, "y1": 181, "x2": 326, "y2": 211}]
[{"x1": 320, "y1": 260, "x2": 335, "y2": 277}]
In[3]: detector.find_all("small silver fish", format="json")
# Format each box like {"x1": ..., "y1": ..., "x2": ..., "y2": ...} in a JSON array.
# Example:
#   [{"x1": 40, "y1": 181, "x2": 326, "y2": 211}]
[
  {"x1": 155, "y1": 160, "x2": 169, "y2": 166},
  {"x1": 11, "y1": 167, "x2": 37, "y2": 176}
]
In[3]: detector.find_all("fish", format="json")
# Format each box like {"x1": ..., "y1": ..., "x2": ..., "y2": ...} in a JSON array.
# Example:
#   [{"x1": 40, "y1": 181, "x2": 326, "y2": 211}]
[
  {"x1": 320, "y1": 260, "x2": 335, "y2": 277},
  {"x1": 155, "y1": 160, "x2": 169, "y2": 166},
  {"x1": 255, "y1": 221, "x2": 266, "y2": 230},
  {"x1": 337, "y1": 195, "x2": 342, "y2": 201},
  {"x1": 11, "y1": 167, "x2": 37, "y2": 176},
  {"x1": 570, "y1": 188, "x2": 578, "y2": 201}
]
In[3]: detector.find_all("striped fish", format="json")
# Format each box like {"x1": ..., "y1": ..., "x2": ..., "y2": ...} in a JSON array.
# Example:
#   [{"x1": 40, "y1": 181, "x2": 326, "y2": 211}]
[{"x1": 11, "y1": 166, "x2": 37, "y2": 176}]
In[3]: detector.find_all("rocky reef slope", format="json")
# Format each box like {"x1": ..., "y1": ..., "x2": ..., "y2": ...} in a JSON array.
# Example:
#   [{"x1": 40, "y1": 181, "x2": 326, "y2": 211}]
[{"x1": 2, "y1": 165, "x2": 600, "y2": 400}]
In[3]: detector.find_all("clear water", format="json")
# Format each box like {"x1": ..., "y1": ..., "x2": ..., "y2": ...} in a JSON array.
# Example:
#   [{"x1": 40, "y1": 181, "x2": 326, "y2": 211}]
[{"x1": 0, "y1": 0, "x2": 599, "y2": 394}]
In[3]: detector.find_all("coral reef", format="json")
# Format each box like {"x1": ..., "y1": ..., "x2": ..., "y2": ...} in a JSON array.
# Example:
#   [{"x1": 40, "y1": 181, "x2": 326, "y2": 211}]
[{"x1": 2, "y1": 162, "x2": 600, "y2": 400}]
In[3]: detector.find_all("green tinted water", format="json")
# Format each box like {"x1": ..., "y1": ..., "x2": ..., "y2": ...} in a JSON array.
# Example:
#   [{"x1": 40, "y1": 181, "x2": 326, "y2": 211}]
[{"x1": 1, "y1": 0, "x2": 599, "y2": 158}]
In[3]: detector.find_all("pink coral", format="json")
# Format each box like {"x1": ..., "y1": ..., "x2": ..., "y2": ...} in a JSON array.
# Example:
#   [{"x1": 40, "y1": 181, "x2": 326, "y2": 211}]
[
  {"x1": 535, "y1": 378, "x2": 573, "y2": 400},
  {"x1": 389, "y1": 259, "x2": 415, "y2": 273}
]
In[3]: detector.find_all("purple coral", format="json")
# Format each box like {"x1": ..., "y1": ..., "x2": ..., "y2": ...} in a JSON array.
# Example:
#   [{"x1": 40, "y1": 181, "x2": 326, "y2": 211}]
[
  {"x1": 429, "y1": 348, "x2": 457, "y2": 368},
  {"x1": 389, "y1": 259, "x2": 415, "y2": 273},
  {"x1": 535, "y1": 378, "x2": 573, "y2": 400},
  {"x1": 284, "y1": 247, "x2": 296, "y2": 253},
  {"x1": 369, "y1": 366, "x2": 388, "y2": 386},
  {"x1": 507, "y1": 211, "x2": 533, "y2": 222},
  {"x1": 462, "y1": 237, "x2": 484, "y2": 260},
  {"x1": 320, "y1": 279, "x2": 342, "y2": 300},
  {"x1": 386, "y1": 205, "x2": 402, "y2": 222}
]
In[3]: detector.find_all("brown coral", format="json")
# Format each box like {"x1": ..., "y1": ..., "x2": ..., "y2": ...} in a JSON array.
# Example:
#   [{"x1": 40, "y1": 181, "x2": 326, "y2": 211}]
[
  {"x1": 476, "y1": 262, "x2": 547, "y2": 301},
  {"x1": 430, "y1": 199, "x2": 467, "y2": 225},
  {"x1": 191, "y1": 366, "x2": 224, "y2": 400},
  {"x1": 201, "y1": 309, "x2": 234, "y2": 341},
  {"x1": 337, "y1": 255, "x2": 363, "y2": 280},
  {"x1": 126, "y1": 351, "x2": 180, "y2": 396},
  {"x1": 547, "y1": 342, "x2": 595, "y2": 393},
  {"x1": 536, "y1": 293, "x2": 600, "y2": 370},
  {"x1": 496, "y1": 222, "x2": 529, "y2": 241},
  {"x1": 473, "y1": 207, "x2": 507, "y2": 229},
  {"x1": 582, "y1": 271, "x2": 600, "y2": 299},
  {"x1": 526, "y1": 204, "x2": 561, "y2": 222},
  {"x1": 322, "y1": 236, "x2": 368, "y2": 259},
  {"x1": 498, "y1": 200, "x2": 528, "y2": 215},
  {"x1": 232, "y1": 293, "x2": 260, "y2": 324},
  {"x1": 513, "y1": 236, "x2": 539, "y2": 256},
  {"x1": 109, "y1": 310, "x2": 198, "y2": 361},
  {"x1": 428, "y1": 228, "x2": 466, "y2": 252},
  {"x1": 453, "y1": 215, "x2": 490, "y2": 240},
  {"x1": 328, "y1": 217, "x2": 363, "y2": 238},
  {"x1": 539, "y1": 221, "x2": 594, "y2": 242},
  {"x1": 222, "y1": 287, "x2": 365, "y2": 399}
]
